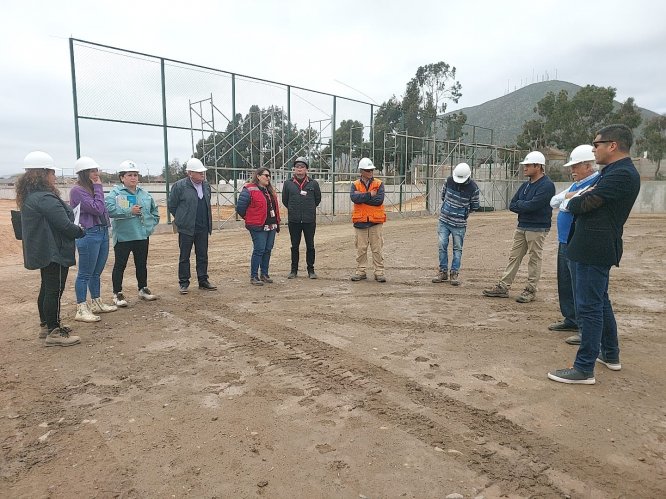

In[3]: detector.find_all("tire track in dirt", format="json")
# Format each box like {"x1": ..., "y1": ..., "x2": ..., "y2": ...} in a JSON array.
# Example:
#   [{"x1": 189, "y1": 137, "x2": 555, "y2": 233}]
[{"x1": 163, "y1": 304, "x2": 661, "y2": 498}]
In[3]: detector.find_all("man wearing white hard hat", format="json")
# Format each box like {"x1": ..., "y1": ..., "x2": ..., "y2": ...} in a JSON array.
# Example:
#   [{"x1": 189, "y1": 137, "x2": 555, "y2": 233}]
[
  {"x1": 483, "y1": 151, "x2": 555, "y2": 303},
  {"x1": 548, "y1": 124, "x2": 640, "y2": 385},
  {"x1": 548, "y1": 145, "x2": 599, "y2": 343},
  {"x1": 350, "y1": 158, "x2": 387, "y2": 282},
  {"x1": 167, "y1": 158, "x2": 216, "y2": 294},
  {"x1": 431, "y1": 162, "x2": 479, "y2": 286}
]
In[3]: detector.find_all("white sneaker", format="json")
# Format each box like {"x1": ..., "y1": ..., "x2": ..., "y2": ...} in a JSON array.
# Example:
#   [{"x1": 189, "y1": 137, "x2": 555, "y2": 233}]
[
  {"x1": 138, "y1": 287, "x2": 157, "y2": 301},
  {"x1": 75, "y1": 302, "x2": 101, "y2": 322},
  {"x1": 90, "y1": 297, "x2": 118, "y2": 313},
  {"x1": 113, "y1": 292, "x2": 128, "y2": 307}
]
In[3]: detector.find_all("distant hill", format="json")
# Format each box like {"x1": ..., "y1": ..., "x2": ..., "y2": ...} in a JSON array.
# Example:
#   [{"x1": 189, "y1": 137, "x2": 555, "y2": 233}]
[{"x1": 441, "y1": 80, "x2": 660, "y2": 147}]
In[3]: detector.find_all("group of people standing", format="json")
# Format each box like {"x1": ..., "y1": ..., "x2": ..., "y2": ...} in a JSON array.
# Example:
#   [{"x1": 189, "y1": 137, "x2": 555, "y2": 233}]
[
  {"x1": 16, "y1": 153, "x2": 160, "y2": 346},
  {"x1": 16, "y1": 123, "x2": 640, "y2": 389},
  {"x1": 473, "y1": 124, "x2": 640, "y2": 385}
]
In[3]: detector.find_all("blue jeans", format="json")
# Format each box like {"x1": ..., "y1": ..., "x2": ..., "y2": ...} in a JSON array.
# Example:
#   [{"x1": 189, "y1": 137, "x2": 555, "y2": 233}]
[
  {"x1": 556, "y1": 243, "x2": 577, "y2": 327},
  {"x1": 573, "y1": 262, "x2": 619, "y2": 374},
  {"x1": 437, "y1": 221, "x2": 466, "y2": 271},
  {"x1": 75, "y1": 226, "x2": 109, "y2": 303},
  {"x1": 249, "y1": 229, "x2": 277, "y2": 278}
]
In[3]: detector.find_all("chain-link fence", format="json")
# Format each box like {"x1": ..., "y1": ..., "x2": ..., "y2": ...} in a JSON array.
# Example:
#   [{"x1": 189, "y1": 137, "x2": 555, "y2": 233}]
[{"x1": 70, "y1": 38, "x2": 525, "y2": 226}]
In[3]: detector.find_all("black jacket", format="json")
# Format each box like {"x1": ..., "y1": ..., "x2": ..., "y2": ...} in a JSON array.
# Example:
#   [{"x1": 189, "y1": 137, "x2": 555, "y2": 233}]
[
  {"x1": 567, "y1": 157, "x2": 640, "y2": 267},
  {"x1": 282, "y1": 176, "x2": 321, "y2": 224},
  {"x1": 21, "y1": 191, "x2": 84, "y2": 270},
  {"x1": 168, "y1": 178, "x2": 213, "y2": 236}
]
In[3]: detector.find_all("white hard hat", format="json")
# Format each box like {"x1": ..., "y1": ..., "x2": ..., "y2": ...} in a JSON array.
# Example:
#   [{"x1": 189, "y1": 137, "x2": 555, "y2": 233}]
[
  {"x1": 452, "y1": 162, "x2": 471, "y2": 183},
  {"x1": 520, "y1": 151, "x2": 546, "y2": 165},
  {"x1": 118, "y1": 160, "x2": 140, "y2": 173},
  {"x1": 23, "y1": 151, "x2": 59, "y2": 171},
  {"x1": 74, "y1": 156, "x2": 101, "y2": 173},
  {"x1": 185, "y1": 158, "x2": 207, "y2": 172},
  {"x1": 564, "y1": 144, "x2": 595, "y2": 167},
  {"x1": 358, "y1": 157, "x2": 375, "y2": 170}
]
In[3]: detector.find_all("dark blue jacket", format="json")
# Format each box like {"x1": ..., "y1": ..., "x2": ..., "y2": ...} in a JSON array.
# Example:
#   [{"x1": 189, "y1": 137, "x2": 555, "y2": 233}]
[
  {"x1": 509, "y1": 175, "x2": 555, "y2": 230},
  {"x1": 566, "y1": 157, "x2": 640, "y2": 267}
]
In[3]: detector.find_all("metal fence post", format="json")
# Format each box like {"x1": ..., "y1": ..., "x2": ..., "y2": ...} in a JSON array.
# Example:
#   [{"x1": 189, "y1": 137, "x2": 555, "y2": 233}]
[
  {"x1": 69, "y1": 38, "x2": 81, "y2": 159},
  {"x1": 232, "y1": 73, "x2": 239, "y2": 214},
  {"x1": 161, "y1": 58, "x2": 171, "y2": 223},
  {"x1": 332, "y1": 95, "x2": 336, "y2": 216}
]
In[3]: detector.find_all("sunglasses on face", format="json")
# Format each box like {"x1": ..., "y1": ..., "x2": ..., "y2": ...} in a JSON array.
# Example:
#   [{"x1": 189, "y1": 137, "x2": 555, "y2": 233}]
[
  {"x1": 259, "y1": 173, "x2": 270, "y2": 178},
  {"x1": 592, "y1": 140, "x2": 614, "y2": 148}
]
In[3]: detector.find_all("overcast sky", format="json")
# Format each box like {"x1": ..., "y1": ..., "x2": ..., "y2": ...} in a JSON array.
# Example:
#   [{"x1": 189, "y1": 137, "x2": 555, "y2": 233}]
[{"x1": 1, "y1": 0, "x2": 664, "y2": 176}]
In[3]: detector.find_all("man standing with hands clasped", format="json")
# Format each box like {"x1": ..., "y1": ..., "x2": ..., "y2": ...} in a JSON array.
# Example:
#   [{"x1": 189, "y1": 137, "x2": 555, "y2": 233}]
[
  {"x1": 548, "y1": 124, "x2": 640, "y2": 385},
  {"x1": 168, "y1": 158, "x2": 217, "y2": 294},
  {"x1": 350, "y1": 157, "x2": 386, "y2": 283},
  {"x1": 282, "y1": 157, "x2": 321, "y2": 279}
]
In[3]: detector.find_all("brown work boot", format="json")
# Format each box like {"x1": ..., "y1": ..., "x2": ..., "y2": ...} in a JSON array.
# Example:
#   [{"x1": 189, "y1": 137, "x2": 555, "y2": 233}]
[
  {"x1": 431, "y1": 269, "x2": 448, "y2": 283},
  {"x1": 516, "y1": 288, "x2": 536, "y2": 303},
  {"x1": 482, "y1": 282, "x2": 509, "y2": 298},
  {"x1": 449, "y1": 270, "x2": 460, "y2": 286},
  {"x1": 44, "y1": 326, "x2": 80, "y2": 347}
]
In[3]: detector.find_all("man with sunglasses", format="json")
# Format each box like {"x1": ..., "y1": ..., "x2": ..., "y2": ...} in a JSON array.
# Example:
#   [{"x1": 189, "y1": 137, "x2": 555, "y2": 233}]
[{"x1": 548, "y1": 124, "x2": 640, "y2": 385}]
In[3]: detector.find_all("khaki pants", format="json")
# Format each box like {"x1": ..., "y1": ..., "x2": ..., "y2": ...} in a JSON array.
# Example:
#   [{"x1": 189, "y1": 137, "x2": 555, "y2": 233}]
[
  {"x1": 355, "y1": 225, "x2": 384, "y2": 277},
  {"x1": 499, "y1": 228, "x2": 548, "y2": 292}
]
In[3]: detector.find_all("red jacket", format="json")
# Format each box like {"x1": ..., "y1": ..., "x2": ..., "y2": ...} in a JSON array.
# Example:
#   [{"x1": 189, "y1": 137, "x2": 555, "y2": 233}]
[{"x1": 238, "y1": 183, "x2": 281, "y2": 227}]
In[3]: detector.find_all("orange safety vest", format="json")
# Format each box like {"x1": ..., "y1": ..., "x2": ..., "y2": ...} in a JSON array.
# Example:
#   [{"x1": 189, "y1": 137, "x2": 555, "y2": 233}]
[{"x1": 351, "y1": 178, "x2": 386, "y2": 224}]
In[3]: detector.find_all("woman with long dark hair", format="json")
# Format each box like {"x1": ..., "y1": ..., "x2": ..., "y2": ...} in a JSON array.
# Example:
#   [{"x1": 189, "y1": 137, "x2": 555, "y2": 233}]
[
  {"x1": 236, "y1": 167, "x2": 281, "y2": 285},
  {"x1": 70, "y1": 156, "x2": 117, "y2": 322},
  {"x1": 16, "y1": 151, "x2": 84, "y2": 346}
]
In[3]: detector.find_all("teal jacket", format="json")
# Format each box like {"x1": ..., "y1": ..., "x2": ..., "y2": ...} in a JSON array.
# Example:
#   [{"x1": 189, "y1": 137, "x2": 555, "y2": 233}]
[{"x1": 105, "y1": 184, "x2": 160, "y2": 246}]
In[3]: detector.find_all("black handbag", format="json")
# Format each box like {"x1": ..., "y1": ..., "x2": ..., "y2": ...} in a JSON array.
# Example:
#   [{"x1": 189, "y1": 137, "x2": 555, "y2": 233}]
[{"x1": 10, "y1": 210, "x2": 22, "y2": 240}]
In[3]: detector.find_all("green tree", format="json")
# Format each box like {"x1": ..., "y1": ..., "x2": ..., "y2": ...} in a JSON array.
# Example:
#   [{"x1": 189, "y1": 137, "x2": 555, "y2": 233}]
[
  {"x1": 371, "y1": 62, "x2": 462, "y2": 174},
  {"x1": 518, "y1": 85, "x2": 643, "y2": 151},
  {"x1": 442, "y1": 111, "x2": 467, "y2": 140},
  {"x1": 638, "y1": 115, "x2": 666, "y2": 179},
  {"x1": 321, "y1": 120, "x2": 364, "y2": 154},
  {"x1": 193, "y1": 105, "x2": 319, "y2": 179},
  {"x1": 413, "y1": 62, "x2": 462, "y2": 136},
  {"x1": 610, "y1": 97, "x2": 642, "y2": 129},
  {"x1": 162, "y1": 158, "x2": 186, "y2": 182},
  {"x1": 516, "y1": 119, "x2": 547, "y2": 150},
  {"x1": 371, "y1": 96, "x2": 404, "y2": 168}
]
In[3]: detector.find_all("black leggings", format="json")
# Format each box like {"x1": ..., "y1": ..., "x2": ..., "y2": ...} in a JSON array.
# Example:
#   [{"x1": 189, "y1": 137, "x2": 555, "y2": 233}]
[
  {"x1": 112, "y1": 239, "x2": 149, "y2": 293},
  {"x1": 39, "y1": 263, "x2": 69, "y2": 330}
]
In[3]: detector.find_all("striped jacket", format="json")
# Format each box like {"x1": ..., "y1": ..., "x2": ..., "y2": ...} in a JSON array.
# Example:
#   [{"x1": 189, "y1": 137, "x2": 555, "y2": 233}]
[{"x1": 438, "y1": 176, "x2": 480, "y2": 228}]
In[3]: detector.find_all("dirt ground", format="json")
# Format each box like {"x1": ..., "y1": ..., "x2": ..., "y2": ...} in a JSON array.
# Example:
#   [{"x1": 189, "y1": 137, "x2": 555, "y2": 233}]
[{"x1": 1, "y1": 198, "x2": 665, "y2": 498}]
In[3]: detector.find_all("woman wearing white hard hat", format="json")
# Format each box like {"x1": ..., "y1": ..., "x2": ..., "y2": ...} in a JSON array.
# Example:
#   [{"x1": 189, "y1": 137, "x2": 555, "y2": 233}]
[
  {"x1": 70, "y1": 156, "x2": 117, "y2": 322},
  {"x1": 105, "y1": 160, "x2": 160, "y2": 306},
  {"x1": 15, "y1": 151, "x2": 84, "y2": 346}
]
